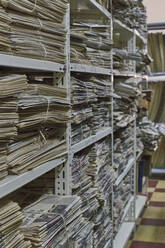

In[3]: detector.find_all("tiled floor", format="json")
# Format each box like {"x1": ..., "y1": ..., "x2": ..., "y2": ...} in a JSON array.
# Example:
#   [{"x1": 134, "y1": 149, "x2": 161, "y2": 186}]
[{"x1": 126, "y1": 179, "x2": 165, "y2": 248}]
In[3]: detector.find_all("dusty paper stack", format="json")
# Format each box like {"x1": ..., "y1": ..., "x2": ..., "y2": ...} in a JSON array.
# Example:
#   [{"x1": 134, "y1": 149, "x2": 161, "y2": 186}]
[
  {"x1": 112, "y1": 0, "x2": 147, "y2": 38},
  {"x1": 71, "y1": 23, "x2": 112, "y2": 68},
  {"x1": 0, "y1": 0, "x2": 68, "y2": 63},
  {"x1": 114, "y1": 169, "x2": 133, "y2": 235},
  {"x1": 0, "y1": 6, "x2": 11, "y2": 54},
  {"x1": 114, "y1": 125, "x2": 134, "y2": 177},
  {"x1": 7, "y1": 76, "x2": 69, "y2": 175},
  {"x1": 71, "y1": 75, "x2": 111, "y2": 145},
  {"x1": 0, "y1": 200, "x2": 32, "y2": 247},
  {"x1": 113, "y1": 77, "x2": 140, "y2": 130},
  {"x1": 21, "y1": 194, "x2": 83, "y2": 247},
  {"x1": 71, "y1": 138, "x2": 114, "y2": 247},
  {"x1": 0, "y1": 74, "x2": 28, "y2": 180}
]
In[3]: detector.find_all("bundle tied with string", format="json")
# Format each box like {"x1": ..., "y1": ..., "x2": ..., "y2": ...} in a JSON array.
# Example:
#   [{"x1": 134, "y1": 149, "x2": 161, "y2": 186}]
[
  {"x1": 21, "y1": 194, "x2": 83, "y2": 248},
  {"x1": 6, "y1": 76, "x2": 69, "y2": 175},
  {"x1": 0, "y1": 0, "x2": 67, "y2": 62}
]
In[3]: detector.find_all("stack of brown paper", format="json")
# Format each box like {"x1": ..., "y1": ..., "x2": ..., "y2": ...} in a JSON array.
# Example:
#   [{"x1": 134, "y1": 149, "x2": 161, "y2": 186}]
[{"x1": 0, "y1": 200, "x2": 32, "y2": 247}]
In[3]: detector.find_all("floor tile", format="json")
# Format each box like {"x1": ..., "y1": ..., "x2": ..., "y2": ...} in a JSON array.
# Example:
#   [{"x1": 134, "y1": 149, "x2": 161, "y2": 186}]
[
  {"x1": 151, "y1": 192, "x2": 165, "y2": 202},
  {"x1": 156, "y1": 181, "x2": 165, "y2": 189},
  {"x1": 130, "y1": 241, "x2": 165, "y2": 248},
  {"x1": 148, "y1": 180, "x2": 158, "y2": 188},
  {"x1": 143, "y1": 206, "x2": 165, "y2": 219},
  {"x1": 141, "y1": 218, "x2": 165, "y2": 226},
  {"x1": 134, "y1": 225, "x2": 165, "y2": 243},
  {"x1": 148, "y1": 187, "x2": 155, "y2": 193}
]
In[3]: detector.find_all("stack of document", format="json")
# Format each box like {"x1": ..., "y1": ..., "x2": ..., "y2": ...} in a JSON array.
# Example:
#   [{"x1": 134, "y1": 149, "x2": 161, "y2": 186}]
[
  {"x1": 0, "y1": 74, "x2": 28, "y2": 179},
  {"x1": 114, "y1": 78, "x2": 140, "y2": 130},
  {"x1": 71, "y1": 23, "x2": 112, "y2": 68},
  {"x1": 137, "y1": 117, "x2": 161, "y2": 153},
  {"x1": 87, "y1": 138, "x2": 114, "y2": 206},
  {"x1": 0, "y1": 0, "x2": 68, "y2": 63},
  {"x1": 92, "y1": 207, "x2": 113, "y2": 248},
  {"x1": 0, "y1": 6, "x2": 11, "y2": 54},
  {"x1": 112, "y1": 0, "x2": 147, "y2": 38},
  {"x1": 21, "y1": 194, "x2": 82, "y2": 247},
  {"x1": 1, "y1": 74, "x2": 69, "y2": 175},
  {"x1": 71, "y1": 76, "x2": 111, "y2": 144},
  {"x1": 114, "y1": 126, "x2": 134, "y2": 177},
  {"x1": 0, "y1": 200, "x2": 32, "y2": 247}
]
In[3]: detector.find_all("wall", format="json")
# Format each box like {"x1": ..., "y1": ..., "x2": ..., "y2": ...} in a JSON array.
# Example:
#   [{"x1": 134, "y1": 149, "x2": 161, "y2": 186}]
[{"x1": 143, "y1": 0, "x2": 165, "y2": 23}]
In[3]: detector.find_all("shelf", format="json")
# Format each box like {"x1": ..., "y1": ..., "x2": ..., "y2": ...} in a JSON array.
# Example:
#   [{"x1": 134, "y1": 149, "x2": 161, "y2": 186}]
[
  {"x1": 115, "y1": 158, "x2": 135, "y2": 186},
  {"x1": 0, "y1": 157, "x2": 66, "y2": 199},
  {"x1": 72, "y1": 127, "x2": 112, "y2": 154},
  {"x1": 135, "y1": 195, "x2": 147, "y2": 220},
  {"x1": 148, "y1": 75, "x2": 165, "y2": 82},
  {"x1": 71, "y1": 63, "x2": 112, "y2": 75},
  {"x1": 0, "y1": 54, "x2": 64, "y2": 72},
  {"x1": 114, "y1": 222, "x2": 135, "y2": 248},
  {"x1": 135, "y1": 29, "x2": 147, "y2": 47},
  {"x1": 122, "y1": 195, "x2": 134, "y2": 222},
  {"x1": 71, "y1": 0, "x2": 111, "y2": 20},
  {"x1": 114, "y1": 19, "x2": 133, "y2": 42},
  {"x1": 113, "y1": 70, "x2": 136, "y2": 77}
]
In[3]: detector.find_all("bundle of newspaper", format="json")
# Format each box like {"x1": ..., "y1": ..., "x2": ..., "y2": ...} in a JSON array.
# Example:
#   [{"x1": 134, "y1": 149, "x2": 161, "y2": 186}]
[
  {"x1": 0, "y1": 200, "x2": 32, "y2": 247},
  {"x1": 112, "y1": 0, "x2": 147, "y2": 38},
  {"x1": 87, "y1": 138, "x2": 114, "y2": 206},
  {"x1": 0, "y1": 6, "x2": 11, "y2": 54},
  {"x1": 72, "y1": 151, "x2": 92, "y2": 195},
  {"x1": 6, "y1": 75, "x2": 69, "y2": 175},
  {"x1": 113, "y1": 49, "x2": 141, "y2": 72},
  {"x1": 21, "y1": 194, "x2": 82, "y2": 247},
  {"x1": 0, "y1": 0, "x2": 68, "y2": 63},
  {"x1": 114, "y1": 169, "x2": 133, "y2": 235},
  {"x1": 114, "y1": 78, "x2": 140, "y2": 129},
  {"x1": 114, "y1": 125, "x2": 134, "y2": 177},
  {"x1": 71, "y1": 76, "x2": 111, "y2": 144},
  {"x1": 0, "y1": 74, "x2": 28, "y2": 179},
  {"x1": 71, "y1": 23, "x2": 112, "y2": 68},
  {"x1": 92, "y1": 207, "x2": 113, "y2": 248},
  {"x1": 137, "y1": 117, "x2": 161, "y2": 153},
  {"x1": 71, "y1": 219, "x2": 94, "y2": 248}
]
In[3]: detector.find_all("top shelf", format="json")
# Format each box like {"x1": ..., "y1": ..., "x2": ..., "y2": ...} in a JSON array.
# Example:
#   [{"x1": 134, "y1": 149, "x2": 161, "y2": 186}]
[
  {"x1": 70, "y1": 0, "x2": 111, "y2": 20},
  {"x1": 0, "y1": 54, "x2": 64, "y2": 72}
]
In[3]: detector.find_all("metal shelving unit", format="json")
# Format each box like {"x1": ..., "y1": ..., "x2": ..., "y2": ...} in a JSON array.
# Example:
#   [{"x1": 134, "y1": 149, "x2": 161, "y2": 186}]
[{"x1": 0, "y1": 1, "x2": 147, "y2": 247}]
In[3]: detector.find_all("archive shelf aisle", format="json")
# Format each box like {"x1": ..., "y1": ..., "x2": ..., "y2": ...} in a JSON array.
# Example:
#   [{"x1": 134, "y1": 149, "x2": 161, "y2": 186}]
[{"x1": 0, "y1": 1, "x2": 147, "y2": 248}]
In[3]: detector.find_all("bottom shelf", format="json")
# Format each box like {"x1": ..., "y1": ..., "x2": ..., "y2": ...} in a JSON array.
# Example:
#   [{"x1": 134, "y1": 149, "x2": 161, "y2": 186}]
[
  {"x1": 114, "y1": 222, "x2": 135, "y2": 248},
  {"x1": 136, "y1": 195, "x2": 147, "y2": 220},
  {"x1": 114, "y1": 195, "x2": 147, "y2": 248}
]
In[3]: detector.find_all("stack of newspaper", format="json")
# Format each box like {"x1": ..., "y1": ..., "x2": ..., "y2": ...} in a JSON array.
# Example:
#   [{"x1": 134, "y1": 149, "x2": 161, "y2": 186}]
[
  {"x1": 114, "y1": 78, "x2": 140, "y2": 130},
  {"x1": 0, "y1": 74, "x2": 28, "y2": 179},
  {"x1": 0, "y1": 6, "x2": 11, "y2": 54},
  {"x1": 112, "y1": 0, "x2": 147, "y2": 38},
  {"x1": 137, "y1": 117, "x2": 161, "y2": 153},
  {"x1": 71, "y1": 23, "x2": 112, "y2": 68},
  {"x1": 21, "y1": 194, "x2": 83, "y2": 247},
  {"x1": 71, "y1": 76, "x2": 111, "y2": 144},
  {"x1": 0, "y1": 0, "x2": 68, "y2": 63},
  {"x1": 114, "y1": 125, "x2": 134, "y2": 177},
  {"x1": 87, "y1": 138, "x2": 114, "y2": 207},
  {"x1": 0, "y1": 74, "x2": 69, "y2": 176},
  {"x1": 92, "y1": 207, "x2": 113, "y2": 248},
  {"x1": 114, "y1": 169, "x2": 133, "y2": 235},
  {"x1": 0, "y1": 200, "x2": 32, "y2": 247}
]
